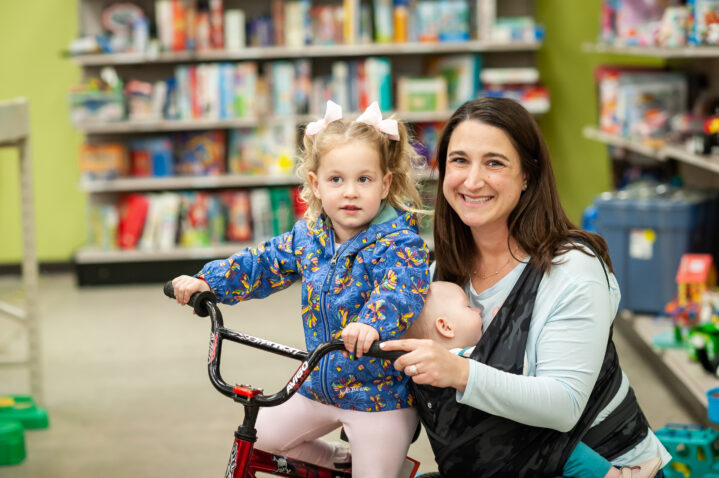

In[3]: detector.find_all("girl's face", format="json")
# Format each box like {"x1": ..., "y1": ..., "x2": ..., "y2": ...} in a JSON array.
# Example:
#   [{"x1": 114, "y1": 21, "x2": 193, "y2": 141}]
[
  {"x1": 309, "y1": 140, "x2": 392, "y2": 243},
  {"x1": 442, "y1": 120, "x2": 525, "y2": 234}
]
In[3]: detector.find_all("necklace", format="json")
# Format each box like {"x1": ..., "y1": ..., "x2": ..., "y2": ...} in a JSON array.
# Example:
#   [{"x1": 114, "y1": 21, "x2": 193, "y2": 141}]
[{"x1": 476, "y1": 253, "x2": 515, "y2": 280}]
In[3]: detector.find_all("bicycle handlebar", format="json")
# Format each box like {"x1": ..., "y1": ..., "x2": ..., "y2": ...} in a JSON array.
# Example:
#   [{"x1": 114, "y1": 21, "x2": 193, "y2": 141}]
[{"x1": 163, "y1": 281, "x2": 405, "y2": 408}]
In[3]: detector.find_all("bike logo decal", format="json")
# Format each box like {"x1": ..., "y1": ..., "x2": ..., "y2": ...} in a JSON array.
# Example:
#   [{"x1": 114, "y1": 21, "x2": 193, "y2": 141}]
[
  {"x1": 225, "y1": 442, "x2": 238, "y2": 478},
  {"x1": 273, "y1": 455, "x2": 292, "y2": 473},
  {"x1": 286, "y1": 361, "x2": 310, "y2": 394},
  {"x1": 209, "y1": 332, "x2": 219, "y2": 364}
]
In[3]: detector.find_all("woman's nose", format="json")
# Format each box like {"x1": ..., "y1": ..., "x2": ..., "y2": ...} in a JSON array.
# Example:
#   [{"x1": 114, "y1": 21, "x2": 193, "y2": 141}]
[{"x1": 463, "y1": 163, "x2": 485, "y2": 189}]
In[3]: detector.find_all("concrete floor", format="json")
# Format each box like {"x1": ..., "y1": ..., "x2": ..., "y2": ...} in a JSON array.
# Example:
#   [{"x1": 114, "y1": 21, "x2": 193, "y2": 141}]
[{"x1": 0, "y1": 273, "x2": 697, "y2": 477}]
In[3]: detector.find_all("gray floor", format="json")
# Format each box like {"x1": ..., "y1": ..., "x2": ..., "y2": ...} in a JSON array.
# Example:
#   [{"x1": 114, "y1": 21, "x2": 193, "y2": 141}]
[{"x1": 0, "y1": 273, "x2": 696, "y2": 477}]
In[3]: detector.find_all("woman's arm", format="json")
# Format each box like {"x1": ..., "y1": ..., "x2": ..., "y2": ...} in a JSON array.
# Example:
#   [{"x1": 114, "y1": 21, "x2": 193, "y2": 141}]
[
  {"x1": 460, "y1": 278, "x2": 612, "y2": 431},
  {"x1": 383, "y1": 275, "x2": 613, "y2": 432}
]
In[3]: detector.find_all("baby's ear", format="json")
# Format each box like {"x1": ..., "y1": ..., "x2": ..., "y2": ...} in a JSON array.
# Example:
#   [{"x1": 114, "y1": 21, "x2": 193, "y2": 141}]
[{"x1": 435, "y1": 317, "x2": 455, "y2": 338}]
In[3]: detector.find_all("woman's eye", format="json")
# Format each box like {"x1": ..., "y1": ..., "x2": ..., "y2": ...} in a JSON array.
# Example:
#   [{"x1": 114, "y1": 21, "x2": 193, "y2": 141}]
[
  {"x1": 449, "y1": 156, "x2": 467, "y2": 164},
  {"x1": 487, "y1": 159, "x2": 504, "y2": 168}
]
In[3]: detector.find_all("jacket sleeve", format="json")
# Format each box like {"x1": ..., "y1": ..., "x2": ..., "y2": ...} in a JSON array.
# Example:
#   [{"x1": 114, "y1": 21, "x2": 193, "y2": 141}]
[
  {"x1": 358, "y1": 231, "x2": 430, "y2": 340},
  {"x1": 196, "y1": 225, "x2": 301, "y2": 304}
]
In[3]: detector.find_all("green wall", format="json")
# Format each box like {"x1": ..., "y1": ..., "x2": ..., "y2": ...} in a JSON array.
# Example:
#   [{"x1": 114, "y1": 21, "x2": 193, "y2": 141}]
[
  {"x1": 0, "y1": 1, "x2": 662, "y2": 264},
  {"x1": 536, "y1": 0, "x2": 664, "y2": 222},
  {"x1": 0, "y1": 2, "x2": 83, "y2": 264}
]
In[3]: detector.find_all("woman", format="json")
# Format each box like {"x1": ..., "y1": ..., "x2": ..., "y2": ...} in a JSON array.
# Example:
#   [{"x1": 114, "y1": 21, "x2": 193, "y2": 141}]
[{"x1": 380, "y1": 98, "x2": 671, "y2": 477}]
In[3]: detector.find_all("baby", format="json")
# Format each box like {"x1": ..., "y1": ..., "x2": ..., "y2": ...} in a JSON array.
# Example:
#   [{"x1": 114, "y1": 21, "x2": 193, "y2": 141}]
[{"x1": 404, "y1": 281, "x2": 662, "y2": 478}]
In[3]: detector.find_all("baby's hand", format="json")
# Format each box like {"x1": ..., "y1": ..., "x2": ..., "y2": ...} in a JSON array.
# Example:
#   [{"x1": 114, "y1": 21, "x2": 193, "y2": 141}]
[
  {"x1": 171, "y1": 275, "x2": 211, "y2": 306},
  {"x1": 341, "y1": 323, "x2": 379, "y2": 358}
]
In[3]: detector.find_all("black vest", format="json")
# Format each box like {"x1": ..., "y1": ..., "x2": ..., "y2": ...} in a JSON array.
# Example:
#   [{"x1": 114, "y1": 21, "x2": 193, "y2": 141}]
[{"x1": 416, "y1": 260, "x2": 650, "y2": 477}]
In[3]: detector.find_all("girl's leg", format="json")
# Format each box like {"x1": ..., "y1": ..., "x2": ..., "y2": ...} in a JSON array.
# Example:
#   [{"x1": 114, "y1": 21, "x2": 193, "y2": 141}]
[
  {"x1": 254, "y1": 393, "x2": 343, "y2": 467},
  {"x1": 340, "y1": 406, "x2": 418, "y2": 478}
]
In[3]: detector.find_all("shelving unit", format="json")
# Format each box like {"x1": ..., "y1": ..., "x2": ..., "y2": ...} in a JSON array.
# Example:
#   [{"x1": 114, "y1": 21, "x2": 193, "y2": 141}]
[
  {"x1": 72, "y1": 0, "x2": 544, "y2": 285},
  {"x1": 582, "y1": 125, "x2": 719, "y2": 175},
  {"x1": 616, "y1": 313, "x2": 717, "y2": 426},
  {"x1": 584, "y1": 32, "x2": 719, "y2": 423},
  {"x1": 0, "y1": 98, "x2": 44, "y2": 405}
]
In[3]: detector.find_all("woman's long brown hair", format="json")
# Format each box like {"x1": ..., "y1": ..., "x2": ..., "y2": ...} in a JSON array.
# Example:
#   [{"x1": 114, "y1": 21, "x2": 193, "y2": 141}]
[{"x1": 433, "y1": 97, "x2": 612, "y2": 285}]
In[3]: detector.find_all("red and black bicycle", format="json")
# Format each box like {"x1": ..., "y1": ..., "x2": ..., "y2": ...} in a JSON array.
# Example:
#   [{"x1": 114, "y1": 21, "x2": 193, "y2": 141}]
[{"x1": 163, "y1": 282, "x2": 420, "y2": 478}]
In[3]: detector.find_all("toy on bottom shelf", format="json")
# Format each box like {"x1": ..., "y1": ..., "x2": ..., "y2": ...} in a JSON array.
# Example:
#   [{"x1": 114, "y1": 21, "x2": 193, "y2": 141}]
[
  {"x1": 662, "y1": 254, "x2": 719, "y2": 376},
  {"x1": 655, "y1": 423, "x2": 719, "y2": 477}
]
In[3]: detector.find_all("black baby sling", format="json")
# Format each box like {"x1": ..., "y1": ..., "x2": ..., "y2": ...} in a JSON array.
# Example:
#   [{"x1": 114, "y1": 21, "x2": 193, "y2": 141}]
[{"x1": 415, "y1": 254, "x2": 650, "y2": 477}]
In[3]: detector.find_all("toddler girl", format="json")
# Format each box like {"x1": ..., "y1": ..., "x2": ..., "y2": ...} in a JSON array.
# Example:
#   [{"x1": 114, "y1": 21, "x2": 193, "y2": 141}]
[{"x1": 172, "y1": 100, "x2": 430, "y2": 477}]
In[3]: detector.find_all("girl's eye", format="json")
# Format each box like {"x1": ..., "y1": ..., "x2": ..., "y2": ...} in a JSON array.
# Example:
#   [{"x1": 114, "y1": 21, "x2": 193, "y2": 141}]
[
  {"x1": 358, "y1": 176, "x2": 371, "y2": 183},
  {"x1": 330, "y1": 176, "x2": 342, "y2": 183}
]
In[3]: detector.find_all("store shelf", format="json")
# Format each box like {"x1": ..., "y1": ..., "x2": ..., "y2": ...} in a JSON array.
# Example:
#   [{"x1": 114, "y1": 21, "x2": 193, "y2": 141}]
[
  {"x1": 80, "y1": 174, "x2": 301, "y2": 192},
  {"x1": 76, "y1": 233, "x2": 434, "y2": 264},
  {"x1": 71, "y1": 40, "x2": 543, "y2": 66},
  {"x1": 76, "y1": 103, "x2": 550, "y2": 135},
  {"x1": 582, "y1": 42, "x2": 719, "y2": 58},
  {"x1": 74, "y1": 242, "x2": 254, "y2": 263},
  {"x1": 583, "y1": 125, "x2": 719, "y2": 174},
  {"x1": 616, "y1": 313, "x2": 718, "y2": 425}
]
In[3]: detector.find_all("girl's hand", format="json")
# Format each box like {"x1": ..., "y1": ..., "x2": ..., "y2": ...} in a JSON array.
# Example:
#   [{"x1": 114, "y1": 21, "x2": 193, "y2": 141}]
[
  {"x1": 341, "y1": 323, "x2": 380, "y2": 358},
  {"x1": 171, "y1": 275, "x2": 211, "y2": 306},
  {"x1": 380, "y1": 339, "x2": 470, "y2": 391}
]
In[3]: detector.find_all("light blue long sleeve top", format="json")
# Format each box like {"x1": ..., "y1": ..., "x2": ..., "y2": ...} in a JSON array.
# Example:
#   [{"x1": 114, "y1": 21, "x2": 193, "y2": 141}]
[{"x1": 438, "y1": 248, "x2": 671, "y2": 467}]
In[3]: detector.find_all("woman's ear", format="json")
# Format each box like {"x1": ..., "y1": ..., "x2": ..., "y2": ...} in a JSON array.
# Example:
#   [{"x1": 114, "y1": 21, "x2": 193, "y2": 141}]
[
  {"x1": 434, "y1": 316, "x2": 455, "y2": 339},
  {"x1": 308, "y1": 171, "x2": 321, "y2": 199}
]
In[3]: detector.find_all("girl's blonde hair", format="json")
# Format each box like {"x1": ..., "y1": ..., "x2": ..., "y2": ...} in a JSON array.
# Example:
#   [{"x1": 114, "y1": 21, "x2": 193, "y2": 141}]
[{"x1": 297, "y1": 117, "x2": 426, "y2": 224}]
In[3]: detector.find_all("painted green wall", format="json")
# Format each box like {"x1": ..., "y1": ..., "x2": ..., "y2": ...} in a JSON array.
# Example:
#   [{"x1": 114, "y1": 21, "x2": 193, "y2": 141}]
[
  {"x1": 536, "y1": 0, "x2": 664, "y2": 222},
  {"x1": 0, "y1": 1, "x2": 665, "y2": 264},
  {"x1": 0, "y1": 2, "x2": 83, "y2": 264}
]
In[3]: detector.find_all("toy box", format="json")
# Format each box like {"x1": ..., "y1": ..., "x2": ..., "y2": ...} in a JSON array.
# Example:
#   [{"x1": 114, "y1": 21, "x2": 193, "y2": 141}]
[
  {"x1": 79, "y1": 143, "x2": 128, "y2": 180},
  {"x1": 594, "y1": 186, "x2": 716, "y2": 313},
  {"x1": 175, "y1": 130, "x2": 226, "y2": 176}
]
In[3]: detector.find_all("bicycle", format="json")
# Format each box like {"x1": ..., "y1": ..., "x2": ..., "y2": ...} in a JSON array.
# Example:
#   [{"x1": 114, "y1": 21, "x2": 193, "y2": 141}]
[{"x1": 163, "y1": 281, "x2": 421, "y2": 478}]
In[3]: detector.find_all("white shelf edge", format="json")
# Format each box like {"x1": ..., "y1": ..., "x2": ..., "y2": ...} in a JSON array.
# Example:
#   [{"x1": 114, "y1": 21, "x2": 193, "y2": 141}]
[
  {"x1": 75, "y1": 233, "x2": 435, "y2": 264},
  {"x1": 582, "y1": 42, "x2": 719, "y2": 58},
  {"x1": 616, "y1": 312, "x2": 718, "y2": 425},
  {"x1": 81, "y1": 169, "x2": 436, "y2": 193},
  {"x1": 80, "y1": 174, "x2": 302, "y2": 192},
  {"x1": 72, "y1": 40, "x2": 542, "y2": 66},
  {"x1": 582, "y1": 125, "x2": 664, "y2": 159},
  {"x1": 74, "y1": 243, "x2": 255, "y2": 263},
  {"x1": 75, "y1": 104, "x2": 550, "y2": 135}
]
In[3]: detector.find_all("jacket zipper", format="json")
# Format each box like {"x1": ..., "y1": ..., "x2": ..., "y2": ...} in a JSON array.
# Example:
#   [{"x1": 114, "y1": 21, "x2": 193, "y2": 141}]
[{"x1": 318, "y1": 232, "x2": 359, "y2": 404}]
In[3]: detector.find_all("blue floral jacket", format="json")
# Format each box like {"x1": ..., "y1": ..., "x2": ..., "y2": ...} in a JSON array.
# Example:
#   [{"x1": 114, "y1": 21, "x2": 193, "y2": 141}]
[{"x1": 197, "y1": 207, "x2": 430, "y2": 411}]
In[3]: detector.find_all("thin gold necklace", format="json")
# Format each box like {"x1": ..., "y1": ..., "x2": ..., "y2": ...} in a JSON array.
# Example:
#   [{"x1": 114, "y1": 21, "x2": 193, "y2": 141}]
[{"x1": 476, "y1": 252, "x2": 514, "y2": 280}]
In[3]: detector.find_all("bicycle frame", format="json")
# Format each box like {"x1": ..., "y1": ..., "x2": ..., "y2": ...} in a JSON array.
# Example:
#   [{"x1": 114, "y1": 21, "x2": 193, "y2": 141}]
[{"x1": 163, "y1": 283, "x2": 410, "y2": 478}]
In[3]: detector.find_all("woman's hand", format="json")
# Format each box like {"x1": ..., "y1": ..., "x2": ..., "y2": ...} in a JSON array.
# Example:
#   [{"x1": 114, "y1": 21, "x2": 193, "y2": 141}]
[
  {"x1": 341, "y1": 323, "x2": 380, "y2": 358},
  {"x1": 380, "y1": 339, "x2": 470, "y2": 391},
  {"x1": 172, "y1": 275, "x2": 211, "y2": 306}
]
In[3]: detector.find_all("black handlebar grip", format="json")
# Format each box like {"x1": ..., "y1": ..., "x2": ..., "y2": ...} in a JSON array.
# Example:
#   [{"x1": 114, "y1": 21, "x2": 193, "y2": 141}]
[
  {"x1": 163, "y1": 280, "x2": 218, "y2": 317},
  {"x1": 366, "y1": 342, "x2": 405, "y2": 362}
]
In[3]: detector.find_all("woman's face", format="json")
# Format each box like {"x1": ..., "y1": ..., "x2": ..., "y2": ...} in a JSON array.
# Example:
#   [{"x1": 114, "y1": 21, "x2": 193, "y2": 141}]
[{"x1": 442, "y1": 120, "x2": 525, "y2": 233}]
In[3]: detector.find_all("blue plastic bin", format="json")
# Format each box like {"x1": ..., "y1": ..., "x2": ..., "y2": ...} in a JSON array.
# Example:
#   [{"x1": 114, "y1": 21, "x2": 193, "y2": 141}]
[{"x1": 594, "y1": 189, "x2": 714, "y2": 314}]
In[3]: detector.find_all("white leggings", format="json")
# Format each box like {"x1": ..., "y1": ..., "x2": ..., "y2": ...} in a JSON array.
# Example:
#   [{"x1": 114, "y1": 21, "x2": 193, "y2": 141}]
[{"x1": 254, "y1": 393, "x2": 418, "y2": 478}]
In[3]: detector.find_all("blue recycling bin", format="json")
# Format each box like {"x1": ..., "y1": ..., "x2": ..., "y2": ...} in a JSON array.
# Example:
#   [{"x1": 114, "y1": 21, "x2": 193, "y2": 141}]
[{"x1": 594, "y1": 189, "x2": 715, "y2": 314}]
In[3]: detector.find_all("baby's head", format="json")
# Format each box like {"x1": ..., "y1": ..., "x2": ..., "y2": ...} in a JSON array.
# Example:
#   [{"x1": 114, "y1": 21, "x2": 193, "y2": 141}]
[
  {"x1": 405, "y1": 281, "x2": 483, "y2": 350},
  {"x1": 297, "y1": 102, "x2": 424, "y2": 237}
]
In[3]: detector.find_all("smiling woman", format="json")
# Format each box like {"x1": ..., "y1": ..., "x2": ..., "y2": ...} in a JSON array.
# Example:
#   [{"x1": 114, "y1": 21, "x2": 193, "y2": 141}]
[{"x1": 380, "y1": 97, "x2": 671, "y2": 478}]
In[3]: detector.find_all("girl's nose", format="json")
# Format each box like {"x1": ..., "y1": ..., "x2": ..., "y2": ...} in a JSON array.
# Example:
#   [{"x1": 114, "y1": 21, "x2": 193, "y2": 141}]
[{"x1": 343, "y1": 183, "x2": 358, "y2": 197}]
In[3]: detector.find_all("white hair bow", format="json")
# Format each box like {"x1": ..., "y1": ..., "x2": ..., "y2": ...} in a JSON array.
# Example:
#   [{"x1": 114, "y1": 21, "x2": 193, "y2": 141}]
[
  {"x1": 305, "y1": 100, "x2": 343, "y2": 139},
  {"x1": 355, "y1": 101, "x2": 399, "y2": 141}
]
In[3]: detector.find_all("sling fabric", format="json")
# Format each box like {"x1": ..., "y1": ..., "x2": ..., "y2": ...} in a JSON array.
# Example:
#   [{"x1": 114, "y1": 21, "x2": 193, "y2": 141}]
[{"x1": 415, "y1": 259, "x2": 649, "y2": 477}]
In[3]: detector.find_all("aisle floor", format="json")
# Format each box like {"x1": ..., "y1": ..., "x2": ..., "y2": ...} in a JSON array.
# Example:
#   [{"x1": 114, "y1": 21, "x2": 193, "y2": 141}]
[{"x1": 0, "y1": 273, "x2": 697, "y2": 477}]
